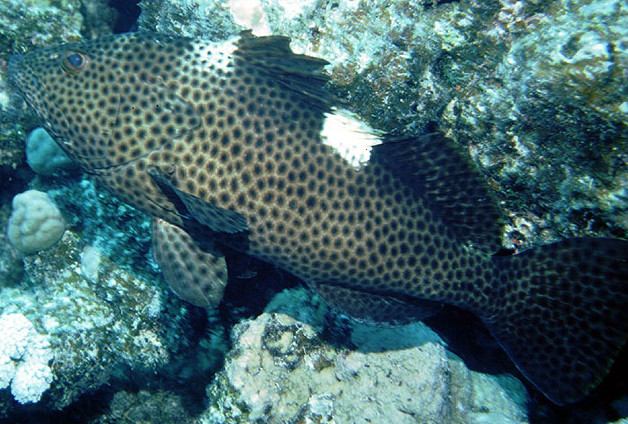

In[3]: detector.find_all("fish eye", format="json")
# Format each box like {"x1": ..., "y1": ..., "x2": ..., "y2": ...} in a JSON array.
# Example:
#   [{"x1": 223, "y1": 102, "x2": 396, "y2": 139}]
[{"x1": 61, "y1": 51, "x2": 89, "y2": 74}]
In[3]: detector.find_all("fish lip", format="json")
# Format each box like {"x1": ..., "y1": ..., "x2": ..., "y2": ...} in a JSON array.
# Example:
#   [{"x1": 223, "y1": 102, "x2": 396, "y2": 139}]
[
  {"x1": 6, "y1": 53, "x2": 46, "y2": 122},
  {"x1": 6, "y1": 54, "x2": 36, "y2": 106}
]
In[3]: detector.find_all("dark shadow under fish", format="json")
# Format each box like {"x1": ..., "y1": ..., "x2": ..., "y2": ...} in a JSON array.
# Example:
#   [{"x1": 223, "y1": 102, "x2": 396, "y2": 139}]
[{"x1": 8, "y1": 31, "x2": 628, "y2": 405}]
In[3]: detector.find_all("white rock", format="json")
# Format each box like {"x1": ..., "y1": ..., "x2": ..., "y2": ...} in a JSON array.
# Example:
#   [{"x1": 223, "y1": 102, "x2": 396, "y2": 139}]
[{"x1": 0, "y1": 313, "x2": 53, "y2": 404}]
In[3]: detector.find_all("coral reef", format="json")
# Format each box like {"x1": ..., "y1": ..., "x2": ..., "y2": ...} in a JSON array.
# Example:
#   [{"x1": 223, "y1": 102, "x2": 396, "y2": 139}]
[
  {"x1": 0, "y1": 173, "x2": 228, "y2": 418},
  {"x1": 0, "y1": 226, "x2": 227, "y2": 417},
  {"x1": 0, "y1": 0, "x2": 626, "y2": 423},
  {"x1": 1, "y1": 230, "x2": 164, "y2": 411}
]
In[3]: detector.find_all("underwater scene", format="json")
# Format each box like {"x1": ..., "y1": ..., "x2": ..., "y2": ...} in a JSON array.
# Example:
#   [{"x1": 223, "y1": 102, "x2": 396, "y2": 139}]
[{"x1": 0, "y1": 0, "x2": 627, "y2": 423}]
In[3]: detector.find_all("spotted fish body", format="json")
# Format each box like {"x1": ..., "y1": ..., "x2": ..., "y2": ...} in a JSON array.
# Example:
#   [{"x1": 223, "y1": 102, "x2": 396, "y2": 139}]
[{"x1": 8, "y1": 32, "x2": 628, "y2": 405}]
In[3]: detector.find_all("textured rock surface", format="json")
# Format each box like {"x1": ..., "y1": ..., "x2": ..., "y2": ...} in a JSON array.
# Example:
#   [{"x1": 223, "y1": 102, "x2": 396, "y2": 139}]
[
  {"x1": 200, "y1": 289, "x2": 528, "y2": 424},
  {"x1": 0, "y1": 212, "x2": 24, "y2": 289},
  {"x1": 0, "y1": 180, "x2": 228, "y2": 417},
  {"x1": 91, "y1": 389, "x2": 196, "y2": 424},
  {"x1": 440, "y1": 0, "x2": 628, "y2": 246},
  {"x1": 138, "y1": 0, "x2": 240, "y2": 39}
]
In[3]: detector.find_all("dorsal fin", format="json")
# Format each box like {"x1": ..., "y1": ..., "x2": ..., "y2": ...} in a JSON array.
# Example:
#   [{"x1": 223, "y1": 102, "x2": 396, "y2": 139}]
[
  {"x1": 234, "y1": 31, "x2": 335, "y2": 111},
  {"x1": 371, "y1": 134, "x2": 504, "y2": 252}
]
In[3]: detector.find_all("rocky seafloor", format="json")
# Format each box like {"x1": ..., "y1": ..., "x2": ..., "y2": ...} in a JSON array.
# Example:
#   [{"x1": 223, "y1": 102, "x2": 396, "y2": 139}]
[{"x1": 0, "y1": 0, "x2": 627, "y2": 423}]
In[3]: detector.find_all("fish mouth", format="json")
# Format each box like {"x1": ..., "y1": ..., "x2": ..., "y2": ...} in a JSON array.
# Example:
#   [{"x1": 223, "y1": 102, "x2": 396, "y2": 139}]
[
  {"x1": 7, "y1": 53, "x2": 34, "y2": 103},
  {"x1": 6, "y1": 54, "x2": 53, "y2": 131}
]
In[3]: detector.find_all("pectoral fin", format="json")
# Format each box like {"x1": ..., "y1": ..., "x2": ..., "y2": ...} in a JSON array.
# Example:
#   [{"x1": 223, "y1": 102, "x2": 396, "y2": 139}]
[
  {"x1": 149, "y1": 167, "x2": 248, "y2": 233},
  {"x1": 152, "y1": 218, "x2": 228, "y2": 308}
]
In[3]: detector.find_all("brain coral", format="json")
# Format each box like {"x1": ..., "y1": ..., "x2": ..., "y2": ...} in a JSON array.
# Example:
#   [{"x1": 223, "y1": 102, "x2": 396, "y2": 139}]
[{"x1": 7, "y1": 190, "x2": 66, "y2": 254}]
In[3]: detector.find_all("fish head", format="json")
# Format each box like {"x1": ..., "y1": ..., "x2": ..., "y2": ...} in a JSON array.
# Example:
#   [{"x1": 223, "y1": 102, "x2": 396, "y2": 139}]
[{"x1": 8, "y1": 33, "x2": 202, "y2": 171}]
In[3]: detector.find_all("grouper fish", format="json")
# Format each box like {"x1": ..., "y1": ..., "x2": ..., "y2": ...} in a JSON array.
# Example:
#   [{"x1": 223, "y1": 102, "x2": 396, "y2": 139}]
[{"x1": 8, "y1": 31, "x2": 628, "y2": 405}]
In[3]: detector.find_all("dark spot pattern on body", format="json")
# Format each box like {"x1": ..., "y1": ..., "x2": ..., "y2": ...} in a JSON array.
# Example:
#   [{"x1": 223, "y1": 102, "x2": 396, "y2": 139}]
[{"x1": 8, "y1": 32, "x2": 628, "y2": 407}]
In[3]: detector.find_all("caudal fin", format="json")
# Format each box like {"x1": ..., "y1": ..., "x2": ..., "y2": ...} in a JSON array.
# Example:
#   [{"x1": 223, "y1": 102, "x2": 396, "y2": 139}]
[{"x1": 485, "y1": 237, "x2": 628, "y2": 405}]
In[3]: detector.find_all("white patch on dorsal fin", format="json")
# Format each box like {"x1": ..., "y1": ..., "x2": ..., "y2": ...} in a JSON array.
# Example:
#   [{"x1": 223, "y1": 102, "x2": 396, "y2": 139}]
[
  {"x1": 193, "y1": 37, "x2": 239, "y2": 72},
  {"x1": 320, "y1": 108, "x2": 384, "y2": 170}
]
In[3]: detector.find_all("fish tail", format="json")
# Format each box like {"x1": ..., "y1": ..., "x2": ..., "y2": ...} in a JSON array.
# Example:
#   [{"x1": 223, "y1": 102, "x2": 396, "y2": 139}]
[{"x1": 484, "y1": 237, "x2": 628, "y2": 404}]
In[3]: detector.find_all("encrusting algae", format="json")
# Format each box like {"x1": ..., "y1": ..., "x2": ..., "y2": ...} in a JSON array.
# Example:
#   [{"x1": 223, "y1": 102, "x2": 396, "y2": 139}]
[{"x1": 7, "y1": 31, "x2": 628, "y2": 405}]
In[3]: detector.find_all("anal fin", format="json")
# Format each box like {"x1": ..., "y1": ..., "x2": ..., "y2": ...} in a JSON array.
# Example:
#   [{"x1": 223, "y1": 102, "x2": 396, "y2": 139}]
[
  {"x1": 152, "y1": 218, "x2": 228, "y2": 308},
  {"x1": 311, "y1": 282, "x2": 442, "y2": 326}
]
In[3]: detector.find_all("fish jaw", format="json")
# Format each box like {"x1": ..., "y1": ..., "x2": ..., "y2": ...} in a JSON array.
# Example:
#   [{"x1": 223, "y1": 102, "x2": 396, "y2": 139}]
[{"x1": 8, "y1": 53, "x2": 57, "y2": 136}]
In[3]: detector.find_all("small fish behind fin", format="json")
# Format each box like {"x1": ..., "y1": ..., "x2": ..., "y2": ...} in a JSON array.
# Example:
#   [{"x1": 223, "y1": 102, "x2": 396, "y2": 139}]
[
  {"x1": 311, "y1": 282, "x2": 442, "y2": 326},
  {"x1": 149, "y1": 167, "x2": 248, "y2": 233},
  {"x1": 486, "y1": 237, "x2": 628, "y2": 404},
  {"x1": 152, "y1": 218, "x2": 228, "y2": 308}
]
